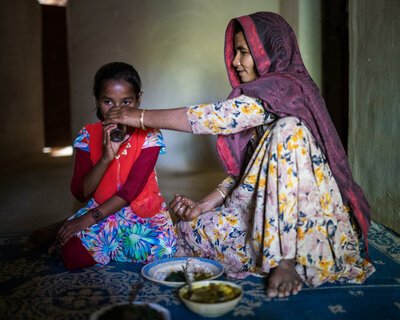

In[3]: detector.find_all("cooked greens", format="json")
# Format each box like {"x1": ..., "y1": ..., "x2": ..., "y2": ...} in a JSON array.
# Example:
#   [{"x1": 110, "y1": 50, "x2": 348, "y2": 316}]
[
  {"x1": 183, "y1": 283, "x2": 241, "y2": 303},
  {"x1": 164, "y1": 270, "x2": 212, "y2": 282},
  {"x1": 164, "y1": 270, "x2": 186, "y2": 282}
]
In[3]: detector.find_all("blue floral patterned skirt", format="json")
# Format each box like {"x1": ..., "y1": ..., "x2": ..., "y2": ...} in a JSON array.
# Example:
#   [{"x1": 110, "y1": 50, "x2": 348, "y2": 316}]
[{"x1": 70, "y1": 198, "x2": 176, "y2": 265}]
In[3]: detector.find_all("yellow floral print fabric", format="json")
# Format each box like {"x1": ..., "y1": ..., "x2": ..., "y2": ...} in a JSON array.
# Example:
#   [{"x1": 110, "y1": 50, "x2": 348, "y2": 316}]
[
  {"x1": 176, "y1": 96, "x2": 375, "y2": 287},
  {"x1": 187, "y1": 95, "x2": 272, "y2": 135}
]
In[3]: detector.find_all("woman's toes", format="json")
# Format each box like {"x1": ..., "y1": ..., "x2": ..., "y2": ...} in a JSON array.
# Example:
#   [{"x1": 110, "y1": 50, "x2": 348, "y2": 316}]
[
  {"x1": 266, "y1": 283, "x2": 279, "y2": 297},
  {"x1": 293, "y1": 281, "x2": 303, "y2": 294},
  {"x1": 277, "y1": 282, "x2": 288, "y2": 297},
  {"x1": 266, "y1": 259, "x2": 303, "y2": 298},
  {"x1": 296, "y1": 281, "x2": 303, "y2": 292},
  {"x1": 292, "y1": 280, "x2": 303, "y2": 295}
]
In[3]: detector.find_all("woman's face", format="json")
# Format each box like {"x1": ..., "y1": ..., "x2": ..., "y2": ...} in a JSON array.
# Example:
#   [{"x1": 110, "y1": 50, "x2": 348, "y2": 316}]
[
  {"x1": 232, "y1": 31, "x2": 258, "y2": 83},
  {"x1": 97, "y1": 79, "x2": 141, "y2": 119}
]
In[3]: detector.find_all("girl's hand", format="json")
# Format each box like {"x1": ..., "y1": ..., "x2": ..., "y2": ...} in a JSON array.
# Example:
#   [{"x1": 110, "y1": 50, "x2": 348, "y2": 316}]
[
  {"x1": 105, "y1": 106, "x2": 140, "y2": 128},
  {"x1": 170, "y1": 194, "x2": 203, "y2": 221},
  {"x1": 56, "y1": 213, "x2": 93, "y2": 246},
  {"x1": 102, "y1": 123, "x2": 125, "y2": 161}
]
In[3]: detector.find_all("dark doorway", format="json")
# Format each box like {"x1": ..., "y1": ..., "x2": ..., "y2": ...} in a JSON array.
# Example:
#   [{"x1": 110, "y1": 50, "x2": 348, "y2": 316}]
[
  {"x1": 42, "y1": 5, "x2": 71, "y2": 147},
  {"x1": 321, "y1": 0, "x2": 349, "y2": 151}
]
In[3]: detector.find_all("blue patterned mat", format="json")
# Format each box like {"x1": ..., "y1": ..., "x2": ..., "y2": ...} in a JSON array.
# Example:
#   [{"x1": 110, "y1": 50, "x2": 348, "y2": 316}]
[{"x1": 0, "y1": 222, "x2": 399, "y2": 320}]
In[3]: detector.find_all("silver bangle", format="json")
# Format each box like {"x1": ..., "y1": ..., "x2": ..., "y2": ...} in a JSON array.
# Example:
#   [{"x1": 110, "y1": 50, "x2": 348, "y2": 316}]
[{"x1": 140, "y1": 109, "x2": 148, "y2": 130}]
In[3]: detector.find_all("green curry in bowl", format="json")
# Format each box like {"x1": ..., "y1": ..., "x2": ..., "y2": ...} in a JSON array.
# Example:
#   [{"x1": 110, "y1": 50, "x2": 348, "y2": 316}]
[
  {"x1": 179, "y1": 280, "x2": 243, "y2": 317},
  {"x1": 182, "y1": 282, "x2": 241, "y2": 303}
]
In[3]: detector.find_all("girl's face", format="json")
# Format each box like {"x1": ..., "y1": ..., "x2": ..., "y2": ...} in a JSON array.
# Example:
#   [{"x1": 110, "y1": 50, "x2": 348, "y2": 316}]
[
  {"x1": 97, "y1": 79, "x2": 141, "y2": 119},
  {"x1": 232, "y1": 31, "x2": 258, "y2": 83}
]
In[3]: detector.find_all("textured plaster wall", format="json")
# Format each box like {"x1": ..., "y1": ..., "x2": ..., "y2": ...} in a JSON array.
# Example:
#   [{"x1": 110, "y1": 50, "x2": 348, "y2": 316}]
[
  {"x1": 280, "y1": 0, "x2": 321, "y2": 89},
  {"x1": 349, "y1": 0, "x2": 400, "y2": 233},
  {"x1": 297, "y1": 0, "x2": 321, "y2": 89},
  {"x1": 66, "y1": 0, "x2": 280, "y2": 171},
  {"x1": 0, "y1": 0, "x2": 44, "y2": 165},
  {"x1": 0, "y1": 0, "x2": 322, "y2": 171}
]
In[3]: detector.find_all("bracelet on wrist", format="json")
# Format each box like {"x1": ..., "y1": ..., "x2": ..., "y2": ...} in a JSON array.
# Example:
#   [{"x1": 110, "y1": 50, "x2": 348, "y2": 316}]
[
  {"x1": 89, "y1": 208, "x2": 104, "y2": 224},
  {"x1": 215, "y1": 187, "x2": 227, "y2": 200},
  {"x1": 140, "y1": 109, "x2": 148, "y2": 130}
]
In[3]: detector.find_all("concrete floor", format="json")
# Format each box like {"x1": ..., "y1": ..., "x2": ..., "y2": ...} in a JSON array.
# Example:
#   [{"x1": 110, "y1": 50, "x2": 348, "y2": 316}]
[{"x1": 0, "y1": 155, "x2": 226, "y2": 234}]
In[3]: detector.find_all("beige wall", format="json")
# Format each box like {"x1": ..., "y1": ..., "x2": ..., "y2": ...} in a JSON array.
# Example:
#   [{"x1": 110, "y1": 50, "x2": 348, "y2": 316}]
[
  {"x1": 0, "y1": 0, "x2": 44, "y2": 165},
  {"x1": 66, "y1": 0, "x2": 280, "y2": 171},
  {"x1": 0, "y1": 0, "x2": 322, "y2": 171},
  {"x1": 349, "y1": 0, "x2": 400, "y2": 233},
  {"x1": 66, "y1": 0, "x2": 323, "y2": 171},
  {"x1": 297, "y1": 0, "x2": 321, "y2": 89}
]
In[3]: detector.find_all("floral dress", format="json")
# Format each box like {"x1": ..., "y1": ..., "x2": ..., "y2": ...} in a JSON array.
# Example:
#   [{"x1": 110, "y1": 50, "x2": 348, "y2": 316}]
[
  {"x1": 176, "y1": 95, "x2": 375, "y2": 287},
  {"x1": 70, "y1": 127, "x2": 176, "y2": 265}
]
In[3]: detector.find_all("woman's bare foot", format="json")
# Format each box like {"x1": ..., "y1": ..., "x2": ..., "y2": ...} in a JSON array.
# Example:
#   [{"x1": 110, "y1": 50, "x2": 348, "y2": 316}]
[
  {"x1": 27, "y1": 221, "x2": 65, "y2": 249},
  {"x1": 266, "y1": 259, "x2": 303, "y2": 297}
]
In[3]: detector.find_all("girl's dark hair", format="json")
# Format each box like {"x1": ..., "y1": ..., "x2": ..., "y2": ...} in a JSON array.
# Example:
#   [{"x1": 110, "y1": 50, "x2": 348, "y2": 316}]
[{"x1": 93, "y1": 62, "x2": 142, "y2": 121}]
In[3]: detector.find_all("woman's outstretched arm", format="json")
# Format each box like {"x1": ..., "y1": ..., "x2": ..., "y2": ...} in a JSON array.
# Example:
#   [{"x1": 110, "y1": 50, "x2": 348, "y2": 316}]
[
  {"x1": 105, "y1": 107, "x2": 192, "y2": 133},
  {"x1": 106, "y1": 96, "x2": 270, "y2": 135}
]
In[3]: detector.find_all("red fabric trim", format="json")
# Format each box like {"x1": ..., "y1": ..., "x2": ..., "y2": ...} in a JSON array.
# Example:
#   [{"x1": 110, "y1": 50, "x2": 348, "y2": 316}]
[
  {"x1": 60, "y1": 236, "x2": 96, "y2": 270},
  {"x1": 365, "y1": 239, "x2": 371, "y2": 262},
  {"x1": 225, "y1": 17, "x2": 271, "y2": 89},
  {"x1": 216, "y1": 136, "x2": 239, "y2": 176},
  {"x1": 225, "y1": 20, "x2": 241, "y2": 89},
  {"x1": 348, "y1": 186, "x2": 370, "y2": 252},
  {"x1": 237, "y1": 16, "x2": 270, "y2": 75}
]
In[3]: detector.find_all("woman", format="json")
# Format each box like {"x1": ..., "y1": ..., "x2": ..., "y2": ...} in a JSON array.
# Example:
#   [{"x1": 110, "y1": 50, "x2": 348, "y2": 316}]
[{"x1": 106, "y1": 12, "x2": 375, "y2": 297}]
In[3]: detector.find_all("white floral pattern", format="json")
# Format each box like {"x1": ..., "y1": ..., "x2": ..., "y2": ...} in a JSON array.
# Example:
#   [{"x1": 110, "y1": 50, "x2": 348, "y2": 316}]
[{"x1": 179, "y1": 101, "x2": 375, "y2": 287}]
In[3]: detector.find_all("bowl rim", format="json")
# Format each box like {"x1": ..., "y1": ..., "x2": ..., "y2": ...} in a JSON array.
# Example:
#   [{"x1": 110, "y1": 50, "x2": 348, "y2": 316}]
[
  {"x1": 141, "y1": 257, "x2": 225, "y2": 287},
  {"x1": 89, "y1": 301, "x2": 171, "y2": 320},
  {"x1": 178, "y1": 280, "x2": 243, "y2": 304}
]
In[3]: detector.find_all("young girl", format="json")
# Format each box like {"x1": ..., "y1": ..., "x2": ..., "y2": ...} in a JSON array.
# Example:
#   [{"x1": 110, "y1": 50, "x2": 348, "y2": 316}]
[{"x1": 32, "y1": 62, "x2": 176, "y2": 270}]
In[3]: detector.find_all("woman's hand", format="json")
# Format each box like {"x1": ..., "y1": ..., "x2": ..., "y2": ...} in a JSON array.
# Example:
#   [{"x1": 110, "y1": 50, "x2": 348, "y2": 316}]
[
  {"x1": 170, "y1": 194, "x2": 203, "y2": 221},
  {"x1": 56, "y1": 213, "x2": 93, "y2": 246},
  {"x1": 105, "y1": 106, "x2": 141, "y2": 128}
]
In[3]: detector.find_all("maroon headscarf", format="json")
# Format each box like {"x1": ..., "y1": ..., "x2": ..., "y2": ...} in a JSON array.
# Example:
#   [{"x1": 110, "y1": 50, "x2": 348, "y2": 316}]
[{"x1": 216, "y1": 12, "x2": 371, "y2": 239}]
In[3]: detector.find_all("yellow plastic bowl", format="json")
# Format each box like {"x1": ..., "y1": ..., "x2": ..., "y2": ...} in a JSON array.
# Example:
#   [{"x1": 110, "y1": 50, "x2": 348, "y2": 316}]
[{"x1": 179, "y1": 280, "x2": 243, "y2": 317}]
